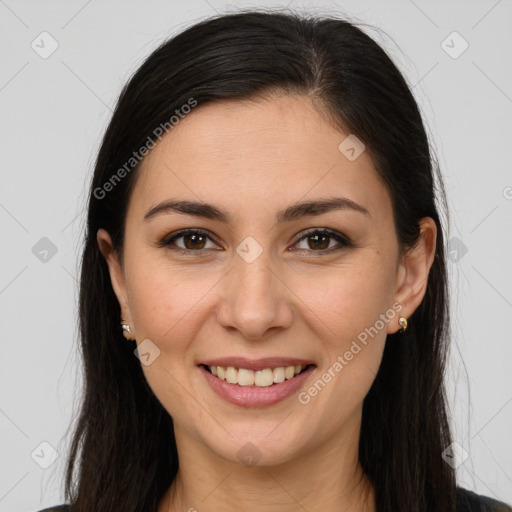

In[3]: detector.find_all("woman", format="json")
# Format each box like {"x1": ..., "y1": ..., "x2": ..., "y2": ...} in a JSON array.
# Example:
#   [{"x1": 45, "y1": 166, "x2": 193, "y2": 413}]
[{"x1": 37, "y1": 10, "x2": 511, "y2": 512}]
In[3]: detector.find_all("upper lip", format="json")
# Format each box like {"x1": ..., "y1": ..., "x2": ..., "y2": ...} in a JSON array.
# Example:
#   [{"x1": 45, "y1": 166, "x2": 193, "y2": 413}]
[{"x1": 199, "y1": 357, "x2": 316, "y2": 371}]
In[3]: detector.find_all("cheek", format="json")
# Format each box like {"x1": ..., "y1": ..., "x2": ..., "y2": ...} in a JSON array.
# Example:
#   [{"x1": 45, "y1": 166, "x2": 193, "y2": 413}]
[
  {"x1": 297, "y1": 276, "x2": 390, "y2": 432},
  {"x1": 126, "y1": 265, "x2": 206, "y2": 424},
  {"x1": 127, "y1": 256, "x2": 218, "y2": 344},
  {"x1": 299, "y1": 253, "x2": 394, "y2": 399},
  {"x1": 294, "y1": 252, "x2": 396, "y2": 339},
  {"x1": 124, "y1": 259, "x2": 223, "y2": 416}
]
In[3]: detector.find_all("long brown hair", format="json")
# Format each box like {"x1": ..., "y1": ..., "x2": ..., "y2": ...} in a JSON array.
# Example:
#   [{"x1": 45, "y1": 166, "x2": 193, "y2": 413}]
[{"x1": 65, "y1": 10, "x2": 455, "y2": 511}]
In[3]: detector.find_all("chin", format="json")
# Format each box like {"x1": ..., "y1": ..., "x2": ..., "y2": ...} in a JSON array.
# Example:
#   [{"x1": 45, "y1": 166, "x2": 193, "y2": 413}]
[{"x1": 201, "y1": 420, "x2": 315, "y2": 469}]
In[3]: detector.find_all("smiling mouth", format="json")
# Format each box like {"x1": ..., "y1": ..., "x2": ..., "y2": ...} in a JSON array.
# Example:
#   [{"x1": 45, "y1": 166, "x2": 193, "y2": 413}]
[{"x1": 200, "y1": 364, "x2": 314, "y2": 388}]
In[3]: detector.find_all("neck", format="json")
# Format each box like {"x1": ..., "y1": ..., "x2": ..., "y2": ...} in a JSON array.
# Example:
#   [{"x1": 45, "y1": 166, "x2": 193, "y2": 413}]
[{"x1": 158, "y1": 411, "x2": 375, "y2": 512}]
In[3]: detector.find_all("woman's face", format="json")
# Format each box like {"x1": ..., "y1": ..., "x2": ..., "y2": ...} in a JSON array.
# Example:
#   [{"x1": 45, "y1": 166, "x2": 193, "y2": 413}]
[{"x1": 98, "y1": 93, "x2": 435, "y2": 467}]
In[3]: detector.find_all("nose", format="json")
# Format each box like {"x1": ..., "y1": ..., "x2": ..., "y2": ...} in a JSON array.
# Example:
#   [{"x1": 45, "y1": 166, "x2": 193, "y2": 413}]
[{"x1": 216, "y1": 252, "x2": 293, "y2": 342}]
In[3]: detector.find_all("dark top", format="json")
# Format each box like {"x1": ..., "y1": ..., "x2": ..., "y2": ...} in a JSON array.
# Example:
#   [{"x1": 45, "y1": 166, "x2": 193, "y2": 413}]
[{"x1": 35, "y1": 487, "x2": 512, "y2": 511}]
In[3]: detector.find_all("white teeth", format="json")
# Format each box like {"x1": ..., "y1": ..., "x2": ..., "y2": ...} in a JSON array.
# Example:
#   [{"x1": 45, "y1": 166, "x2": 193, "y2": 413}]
[
  {"x1": 273, "y1": 367, "x2": 285, "y2": 383},
  {"x1": 284, "y1": 365, "x2": 295, "y2": 379},
  {"x1": 207, "y1": 364, "x2": 307, "y2": 387},
  {"x1": 237, "y1": 368, "x2": 255, "y2": 386},
  {"x1": 254, "y1": 368, "x2": 273, "y2": 387},
  {"x1": 225, "y1": 366, "x2": 238, "y2": 384}
]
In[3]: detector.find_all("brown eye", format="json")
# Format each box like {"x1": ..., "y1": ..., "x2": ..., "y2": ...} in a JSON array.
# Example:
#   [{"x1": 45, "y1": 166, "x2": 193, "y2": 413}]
[
  {"x1": 159, "y1": 229, "x2": 219, "y2": 254},
  {"x1": 293, "y1": 229, "x2": 351, "y2": 253},
  {"x1": 182, "y1": 232, "x2": 207, "y2": 250},
  {"x1": 305, "y1": 233, "x2": 330, "y2": 250}
]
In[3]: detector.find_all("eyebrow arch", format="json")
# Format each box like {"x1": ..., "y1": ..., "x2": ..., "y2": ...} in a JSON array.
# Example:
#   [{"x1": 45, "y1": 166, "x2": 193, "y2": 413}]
[{"x1": 143, "y1": 197, "x2": 371, "y2": 224}]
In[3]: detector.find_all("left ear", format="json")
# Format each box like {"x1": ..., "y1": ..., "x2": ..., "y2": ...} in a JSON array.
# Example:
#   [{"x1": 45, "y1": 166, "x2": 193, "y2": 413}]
[{"x1": 388, "y1": 217, "x2": 437, "y2": 334}]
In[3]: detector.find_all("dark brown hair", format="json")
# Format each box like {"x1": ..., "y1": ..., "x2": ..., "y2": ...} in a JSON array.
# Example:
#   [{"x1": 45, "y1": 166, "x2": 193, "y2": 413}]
[{"x1": 65, "y1": 9, "x2": 455, "y2": 511}]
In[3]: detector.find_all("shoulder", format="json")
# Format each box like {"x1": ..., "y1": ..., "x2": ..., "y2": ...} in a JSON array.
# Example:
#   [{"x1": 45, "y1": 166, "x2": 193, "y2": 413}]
[
  {"x1": 35, "y1": 506, "x2": 70, "y2": 512},
  {"x1": 457, "y1": 487, "x2": 512, "y2": 511}
]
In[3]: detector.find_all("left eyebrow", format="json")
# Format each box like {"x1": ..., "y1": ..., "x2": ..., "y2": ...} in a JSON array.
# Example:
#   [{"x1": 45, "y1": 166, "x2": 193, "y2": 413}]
[
  {"x1": 143, "y1": 197, "x2": 371, "y2": 223},
  {"x1": 276, "y1": 197, "x2": 371, "y2": 222}
]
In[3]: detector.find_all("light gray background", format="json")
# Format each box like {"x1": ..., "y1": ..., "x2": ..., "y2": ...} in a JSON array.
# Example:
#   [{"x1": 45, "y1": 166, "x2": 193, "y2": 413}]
[{"x1": 1, "y1": 0, "x2": 511, "y2": 510}]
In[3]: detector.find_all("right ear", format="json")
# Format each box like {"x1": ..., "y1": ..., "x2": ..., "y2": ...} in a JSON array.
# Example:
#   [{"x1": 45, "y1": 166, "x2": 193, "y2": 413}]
[{"x1": 96, "y1": 228, "x2": 133, "y2": 330}]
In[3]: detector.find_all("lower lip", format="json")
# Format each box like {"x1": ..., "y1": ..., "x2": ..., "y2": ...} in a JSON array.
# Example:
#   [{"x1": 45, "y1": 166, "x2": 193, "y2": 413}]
[{"x1": 199, "y1": 364, "x2": 316, "y2": 407}]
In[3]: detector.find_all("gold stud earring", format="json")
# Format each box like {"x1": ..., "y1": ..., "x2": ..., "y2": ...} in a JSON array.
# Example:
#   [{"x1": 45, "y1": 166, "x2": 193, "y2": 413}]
[{"x1": 398, "y1": 316, "x2": 408, "y2": 333}]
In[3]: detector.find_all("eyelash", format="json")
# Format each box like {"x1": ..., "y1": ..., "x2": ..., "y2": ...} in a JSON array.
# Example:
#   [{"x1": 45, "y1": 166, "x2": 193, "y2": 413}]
[{"x1": 158, "y1": 228, "x2": 353, "y2": 256}]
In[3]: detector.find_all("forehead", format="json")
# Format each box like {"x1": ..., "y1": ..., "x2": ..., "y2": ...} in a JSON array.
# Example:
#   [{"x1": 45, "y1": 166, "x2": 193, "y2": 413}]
[{"x1": 127, "y1": 94, "x2": 391, "y2": 223}]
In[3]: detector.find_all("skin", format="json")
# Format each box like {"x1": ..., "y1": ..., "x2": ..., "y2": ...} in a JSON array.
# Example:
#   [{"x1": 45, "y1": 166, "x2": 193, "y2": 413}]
[{"x1": 97, "y1": 93, "x2": 436, "y2": 512}]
